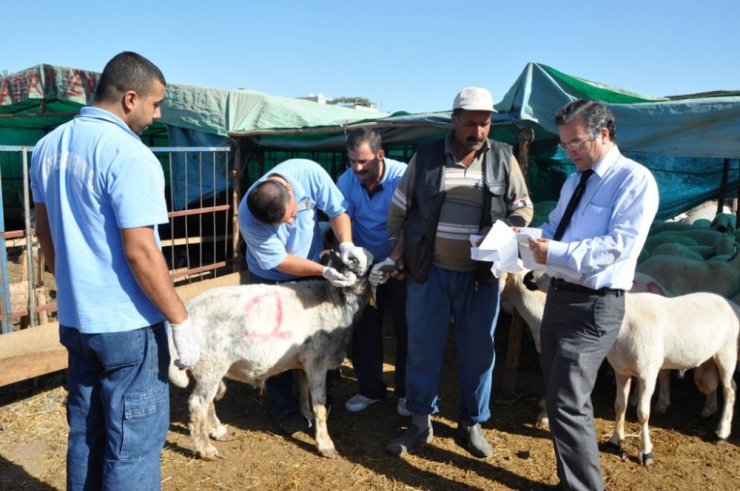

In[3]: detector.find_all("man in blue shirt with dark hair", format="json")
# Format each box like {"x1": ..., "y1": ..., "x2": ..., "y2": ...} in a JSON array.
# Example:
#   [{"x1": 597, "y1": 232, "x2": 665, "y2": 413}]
[
  {"x1": 31, "y1": 51, "x2": 199, "y2": 491},
  {"x1": 336, "y1": 128, "x2": 410, "y2": 417}
]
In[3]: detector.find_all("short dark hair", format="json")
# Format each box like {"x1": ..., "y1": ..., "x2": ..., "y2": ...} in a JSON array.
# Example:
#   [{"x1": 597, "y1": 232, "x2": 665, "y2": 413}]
[
  {"x1": 346, "y1": 127, "x2": 383, "y2": 154},
  {"x1": 246, "y1": 178, "x2": 290, "y2": 224},
  {"x1": 554, "y1": 99, "x2": 616, "y2": 140},
  {"x1": 95, "y1": 51, "x2": 166, "y2": 104}
]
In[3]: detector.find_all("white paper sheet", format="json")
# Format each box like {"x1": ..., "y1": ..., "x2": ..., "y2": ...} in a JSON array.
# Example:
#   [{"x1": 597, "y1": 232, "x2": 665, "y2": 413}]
[
  {"x1": 515, "y1": 227, "x2": 546, "y2": 271},
  {"x1": 470, "y1": 221, "x2": 522, "y2": 276}
]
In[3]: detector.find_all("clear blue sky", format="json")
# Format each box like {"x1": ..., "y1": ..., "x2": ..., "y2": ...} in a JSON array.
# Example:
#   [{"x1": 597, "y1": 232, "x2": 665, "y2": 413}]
[{"x1": 3, "y1": 0, "x2": 738, "y2": 114}]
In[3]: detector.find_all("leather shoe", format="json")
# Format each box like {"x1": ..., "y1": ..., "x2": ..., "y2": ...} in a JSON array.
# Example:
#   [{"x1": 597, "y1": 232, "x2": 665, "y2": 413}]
[
  {"x1": 457, "y1": 422, "x2": 493, "y2": 458},
  {"x1": 277, "y1": 412, "x2": 311, "y2": 436},
  {"x1": 386, "y1": 424, "x2": 433, "y2": 455}
]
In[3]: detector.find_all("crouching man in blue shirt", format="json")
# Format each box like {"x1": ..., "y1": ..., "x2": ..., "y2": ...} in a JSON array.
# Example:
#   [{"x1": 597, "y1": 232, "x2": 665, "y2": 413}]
[{"x1": 238, "y1": 158, "x2": 368, "y2": 434}]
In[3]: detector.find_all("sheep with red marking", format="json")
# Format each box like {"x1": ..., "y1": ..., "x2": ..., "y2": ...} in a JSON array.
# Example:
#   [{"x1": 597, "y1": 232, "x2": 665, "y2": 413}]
[{"x1": 169, "y1": 250, "x2": 373, "y2": 460}]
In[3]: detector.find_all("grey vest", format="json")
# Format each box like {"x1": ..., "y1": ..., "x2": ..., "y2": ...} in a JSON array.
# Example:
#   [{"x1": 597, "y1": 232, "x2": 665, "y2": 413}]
[{"x1": 402, "y1": 138, "x2": 514, "y2": 283}]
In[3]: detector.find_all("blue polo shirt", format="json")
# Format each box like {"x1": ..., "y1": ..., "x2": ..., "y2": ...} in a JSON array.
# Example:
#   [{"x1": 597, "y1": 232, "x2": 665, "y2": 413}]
[
  {"x1": 337, "y1": 157, "x2": 407, "y2": 261},
  {"x1": 30, "y1": 107, "x2": 169, "y2": 333},
  {"x1": 238, "y1": 159, "x2": 347, "y2": 282}
]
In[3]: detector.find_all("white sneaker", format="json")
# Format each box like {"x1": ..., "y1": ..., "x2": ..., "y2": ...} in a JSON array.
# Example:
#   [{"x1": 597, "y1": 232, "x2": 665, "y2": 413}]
[
  {"x1": 345, "y1": 393, "x2": 381, "y2": 412},
  {"x1": 397, "y1": 397, "x2": 412, "y2": 417}
]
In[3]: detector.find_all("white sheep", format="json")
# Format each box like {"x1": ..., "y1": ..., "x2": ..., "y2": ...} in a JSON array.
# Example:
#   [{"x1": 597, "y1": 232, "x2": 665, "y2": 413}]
[
  {"x1": 169, "y1": 251, "x2": 373, "y2": 460},
  {"x1": 637, "y1": 252, "x2": 740, "y2": 298},
  {"x1": 607, "y1": 292, "x2": 739, "y2": 465},
  {"x1": 500, "y1": 271, "x2": 738, "y2": 465}
]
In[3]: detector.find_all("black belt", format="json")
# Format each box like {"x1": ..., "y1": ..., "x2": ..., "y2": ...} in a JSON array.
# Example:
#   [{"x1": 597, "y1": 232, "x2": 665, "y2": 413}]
[{"x1": 550, "y1": 278, "x2": 624, "y2": 297}]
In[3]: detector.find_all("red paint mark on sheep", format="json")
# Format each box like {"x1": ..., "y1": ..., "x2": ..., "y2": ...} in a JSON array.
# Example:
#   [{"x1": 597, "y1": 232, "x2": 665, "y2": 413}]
[{"x1": 243, "y1": 291, "x2": 292, "y2": 340}]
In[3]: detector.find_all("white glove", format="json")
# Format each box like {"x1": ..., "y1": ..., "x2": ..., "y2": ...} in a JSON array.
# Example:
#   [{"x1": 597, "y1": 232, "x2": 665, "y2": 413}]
[
  {"x1": 169, "y1": 317, "x2": 201, "y2": 369},
  {"x1": 339, "y1": 242, "x2": 368, "y2": 272},
  {"x1": 322, "y1": 266, "x2": 357, "y2": 287},
  {"x1": 369, "y1": 257, "x2": 396, "y2": 286}
]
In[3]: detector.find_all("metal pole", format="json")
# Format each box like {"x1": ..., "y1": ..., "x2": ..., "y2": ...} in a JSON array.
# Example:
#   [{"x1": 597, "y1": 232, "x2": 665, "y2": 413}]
[
  {"x1": 0, "y1": 165, "x2": 14, "y2": 333},
  {"x1": 22, "y1": 149, "x2": 37, "y2": 328}
]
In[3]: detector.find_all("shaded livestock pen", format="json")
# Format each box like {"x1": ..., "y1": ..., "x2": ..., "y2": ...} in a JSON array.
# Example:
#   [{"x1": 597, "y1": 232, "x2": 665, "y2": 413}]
[
  {"x1": 0, "y1": 62, "x2": 386, "y2": 393},
  {"x1": 0, "y1": 144, "x2": 236, "y2": 390}
]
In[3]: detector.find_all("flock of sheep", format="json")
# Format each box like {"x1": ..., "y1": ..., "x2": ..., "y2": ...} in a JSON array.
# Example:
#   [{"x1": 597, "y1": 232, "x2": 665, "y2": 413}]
[
  {"x1": 502, "y1": 200, "x2": 740, "y2": 465},
  {"x1": 168, "y1": 200, "x2": 739, "y2": 468}
]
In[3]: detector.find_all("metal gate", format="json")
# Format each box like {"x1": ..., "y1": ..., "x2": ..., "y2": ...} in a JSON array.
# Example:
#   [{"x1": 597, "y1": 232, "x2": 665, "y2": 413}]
[{"x1": 0, "y1": 145, "x2": 234, "y2": 334}]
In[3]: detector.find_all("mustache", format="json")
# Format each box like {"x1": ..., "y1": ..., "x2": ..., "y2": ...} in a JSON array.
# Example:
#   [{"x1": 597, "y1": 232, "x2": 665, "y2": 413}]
[{"x1": 466, "y1": 137, "x2": 485, "y2": 144}]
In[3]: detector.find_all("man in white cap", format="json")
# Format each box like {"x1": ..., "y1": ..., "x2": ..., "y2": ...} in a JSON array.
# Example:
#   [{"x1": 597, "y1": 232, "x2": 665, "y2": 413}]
[{"x1": 378, "y1": 87, "x2": 533, "y2": 458}]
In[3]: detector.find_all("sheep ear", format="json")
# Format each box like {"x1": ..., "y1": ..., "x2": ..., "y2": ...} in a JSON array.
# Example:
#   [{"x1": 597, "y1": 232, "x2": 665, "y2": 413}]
[
  {"x1": 329, "y1": 250, "x2": 343, "y2": 269},
  {"x1": 523, "y1": 271, "x2": 539, "y2": 291}
]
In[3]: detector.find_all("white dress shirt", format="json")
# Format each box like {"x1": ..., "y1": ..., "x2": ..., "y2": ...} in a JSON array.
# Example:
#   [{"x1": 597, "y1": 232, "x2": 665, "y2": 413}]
[{"x1": 542, "y1": 145, "x2": 660, "y2": 290}]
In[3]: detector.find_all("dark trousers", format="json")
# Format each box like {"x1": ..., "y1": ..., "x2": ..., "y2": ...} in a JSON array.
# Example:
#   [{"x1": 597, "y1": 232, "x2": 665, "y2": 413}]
[
  {"x1": 247, "y1": 270, "x2": 332, "y2": 420},
  {"x1": 350, "y1": 278, "x2": 408, "y2": 399},
  {"x1": 540, "y1": 288, "x2": 624, "y2": 491}
]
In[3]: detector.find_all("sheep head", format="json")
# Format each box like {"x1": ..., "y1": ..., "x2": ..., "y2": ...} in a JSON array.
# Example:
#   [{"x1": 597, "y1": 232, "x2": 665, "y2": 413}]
[{"x1": 320, "y1": 248, "x2": 374, "y2": 286}]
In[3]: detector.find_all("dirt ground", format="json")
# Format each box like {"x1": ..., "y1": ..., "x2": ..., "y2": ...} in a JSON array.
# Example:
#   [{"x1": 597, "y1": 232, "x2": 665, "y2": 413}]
[{"x1": 1, "y1": 317, "x2": 739, "y2": 491}]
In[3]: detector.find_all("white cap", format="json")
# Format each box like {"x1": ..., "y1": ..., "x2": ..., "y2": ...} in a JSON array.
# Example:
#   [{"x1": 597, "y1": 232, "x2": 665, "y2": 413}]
[{"x1": 453, "y1": 87, "x2": 496, "y2": 112}]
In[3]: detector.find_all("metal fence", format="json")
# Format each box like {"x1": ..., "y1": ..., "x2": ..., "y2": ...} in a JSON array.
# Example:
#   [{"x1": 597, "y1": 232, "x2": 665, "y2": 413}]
[{"x1": 0, "y1": 145, "x2": 234, "y2": 334}]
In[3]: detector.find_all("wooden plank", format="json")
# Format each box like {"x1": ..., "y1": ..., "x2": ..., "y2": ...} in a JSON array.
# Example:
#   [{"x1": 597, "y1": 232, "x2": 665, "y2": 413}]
[
  {"x1": 0, "y1": 323, "x2": 66, "y2": 387},
  {"x1": 0, "y1": 272, "x2": 244, "y2": 387}
]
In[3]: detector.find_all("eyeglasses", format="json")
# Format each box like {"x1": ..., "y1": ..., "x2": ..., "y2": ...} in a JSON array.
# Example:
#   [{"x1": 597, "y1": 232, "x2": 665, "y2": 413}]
[{"x1": 558, "y1": 137, "x2": 592, "y2": 152}]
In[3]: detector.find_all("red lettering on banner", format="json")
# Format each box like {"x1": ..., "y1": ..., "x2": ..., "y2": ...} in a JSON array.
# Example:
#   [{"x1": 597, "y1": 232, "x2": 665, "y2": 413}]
[
  {"x1": 0, "y1": 78, "x2": 10, "y2": 105},
  {"x1": 243, "y1": 291, "x2": 291, "y2": 340},
  {"x1": 63, "y1": 69, "x2": 85, "y2": 99},
  {"x1": 84, "y1": 72, "x2": 97, "y2": 96},
  {"x1": 26, "y1": 71, "x2": 42, "y2": 98},
  {"x1": 11, "y1": 76, "x2": 23, "y2": 102}
]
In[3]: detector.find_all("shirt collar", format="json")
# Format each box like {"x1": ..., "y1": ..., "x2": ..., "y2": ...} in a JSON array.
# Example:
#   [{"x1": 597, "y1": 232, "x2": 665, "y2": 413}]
[
  {"x1": 79, "y1": 106, "x2": 140, "y2": 140},
  {"x1": 592, "y1": 145, "x2": 621, "y2": 177}
]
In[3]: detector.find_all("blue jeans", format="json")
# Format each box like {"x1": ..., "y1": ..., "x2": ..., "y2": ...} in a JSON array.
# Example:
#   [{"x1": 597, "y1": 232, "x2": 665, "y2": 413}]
[
  {"x1": 405, "y1": 266, "x2": 500, "y2": 423},
  {"x1": 350, "y1": 277, "x2": 408, "y2": 399},
  {"x1": 60, "y1": 323, "x2": 170, "y2": 491}
]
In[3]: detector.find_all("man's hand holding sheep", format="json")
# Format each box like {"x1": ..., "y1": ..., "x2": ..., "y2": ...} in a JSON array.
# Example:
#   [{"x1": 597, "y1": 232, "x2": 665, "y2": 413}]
[
  {"x1": 322, "y1": 266, "x2": 357, "y2": 287},
  {"x1": 339, "y1": 241, "x2": 369, "y2": 272}
]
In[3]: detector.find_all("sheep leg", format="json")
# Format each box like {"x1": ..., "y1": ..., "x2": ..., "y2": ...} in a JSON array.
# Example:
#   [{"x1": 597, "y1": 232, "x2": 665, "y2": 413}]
[
  {"x1": 607, "y1": 372, "x2": 630, "y2": 457},
  {"x1": 636, "y1": 375, "x2": 657, "y2": 466},
  {"x1": 654, "y1": 370, "x2": 671, "y2": 414},
  {"x1": 306, "y1": 368, "x2": 337, "y2": 458},
  {"x1": 713, "y1": 352, "x2": 737, "y2": 442},
  {"x1": 694, "y1": 361, "x2": 719, "y2": 418},
  {"x1": 206, "y1": 401, "x2": 232, "y2": 441},
  {"x1": 535, "y1": 395, "x2": 549, "y2": 430},
  {"x1": 188, "y1": 375, "x2": 225, "y2": 460}
]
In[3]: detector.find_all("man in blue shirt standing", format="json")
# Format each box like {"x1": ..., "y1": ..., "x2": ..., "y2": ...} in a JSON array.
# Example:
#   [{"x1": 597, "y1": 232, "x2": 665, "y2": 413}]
[
  {"x1": 238, "y1": 158, "x2": 368, "y2": 434},
  {"x1": 336, "y1": 128, "x2": 410, "y2": 417},
  {"x1": 527, "y1": 99, "x2": 659, "y2": 491},
  {"x1": 31, "y1": 52, "x2": 200, "y2": 491}
]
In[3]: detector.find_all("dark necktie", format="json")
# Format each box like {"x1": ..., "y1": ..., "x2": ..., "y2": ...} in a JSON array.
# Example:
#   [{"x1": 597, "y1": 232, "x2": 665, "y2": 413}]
[{"x1": 553, "y1": 169, "x2": 594, "y2": 241}]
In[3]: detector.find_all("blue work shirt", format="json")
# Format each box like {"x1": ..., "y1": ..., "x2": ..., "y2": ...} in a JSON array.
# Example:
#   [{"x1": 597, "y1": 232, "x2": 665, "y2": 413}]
[
  {"x1": 30, "y1": 107, "x2": 169, "y2": 333},
  {"x1": 238, "y1": 159, "x2": 347, "y2": 282},
  {"x1": 336, "y1": 157, "x2": 407, "y2": 261},
  {"x1": 542, "y1": 146, "x2": 659, "y2": 290}
]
